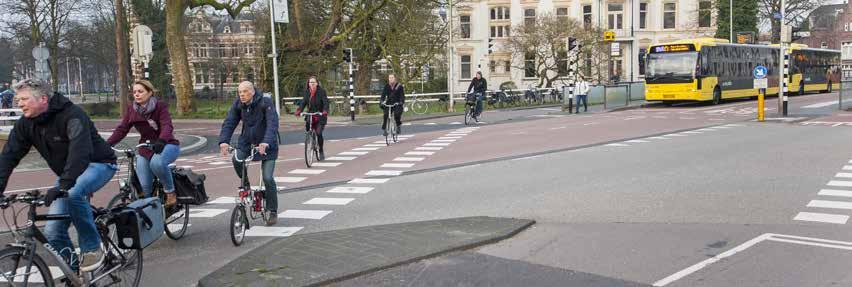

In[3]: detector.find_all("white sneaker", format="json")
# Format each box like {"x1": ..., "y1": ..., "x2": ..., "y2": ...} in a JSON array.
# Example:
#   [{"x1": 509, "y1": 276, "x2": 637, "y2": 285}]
[{"x1": 80, "y1": 250, "x2": 104, "y2": 272}]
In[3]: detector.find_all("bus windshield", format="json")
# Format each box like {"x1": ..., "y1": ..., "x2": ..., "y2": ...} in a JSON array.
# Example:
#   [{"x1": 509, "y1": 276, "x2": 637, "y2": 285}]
[{"x1": 646, "y1": 52, "x2": 698, "y2": 83}]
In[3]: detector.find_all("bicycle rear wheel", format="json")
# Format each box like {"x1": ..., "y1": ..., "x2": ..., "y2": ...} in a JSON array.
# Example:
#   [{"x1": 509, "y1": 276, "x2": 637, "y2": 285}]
[
  {"x1": 464, "y1": 105, "x2": 473, "y2": 126},
  {"x1": 304, "y1": 132, "x2": 314, "y2": 168},
  {"x1": 412, "y1": 100, "x2": 428, "y2": 114},
  {"x1": 98, "y1": 228, "x2": 143, "y2": 287},
  {"x1": 164, "y1": 202, "x2": 189, "y2": 240},
  {"x1": 385, "y1": 116, "x2": 393, "y2": 146},
  {"x1": 229, "y1": 205, "x2": 248, "y2": 246},
  {"x1": 0, "y1": 246, "x2": 55, "y2": 286},
  {"x1": 391, "y1": 122, "x2": 398, "y2": 143},
  {"x1": 312, "y1": 134, "x2": 320, "y2": 161}
]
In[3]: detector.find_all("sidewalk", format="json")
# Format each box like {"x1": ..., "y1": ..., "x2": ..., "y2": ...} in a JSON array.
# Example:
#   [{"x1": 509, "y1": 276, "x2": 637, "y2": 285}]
[{"x1": 198, "y1": 216, "x2": 534, "y2": 287}]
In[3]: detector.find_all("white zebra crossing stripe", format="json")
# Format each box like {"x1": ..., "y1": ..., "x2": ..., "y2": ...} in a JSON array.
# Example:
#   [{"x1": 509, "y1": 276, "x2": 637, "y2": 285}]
[
  {"x1": 311, "y1": 162, "x2": 342, "y2": 167},
  {"x1": 326, "y1": 156, "x2": 356, "y2": 161},
  {"x1": 438, "y1": 136, "x2": 463, "y2": 139},
  {"x1": 793, "y1": 212, "x2": 849, "y2": 224},
  {"x1": 327, "y1": 186, "x2": 374, "y2": 194},
  {"x1": 364, "y1": 144, "x2": 386, "y2": 147},
  {"x1": 415, "y1": 147, "x2": 443, "y2": 151},
  {"x1": 303, "y1": 198, "x2": 355, "y2": 205},
  {"x1": 207, "y1": 197, "x2": 237, "y2": 204},
  {"x1": 279, "y1": 210, "x2": 333, "y2": 219},
  {"x1": 209, "y1": 161, "x2": 231, "y2": 165},
  {"x1": 406, "y1": 151, "x2": 435, "y2": 156},
  {"x1": 366, "y1": 170, "x2": 403, "y2": 176},
  {"x1": 394, "y1": 157, "x2": 425, "y2": 162},
  {"x1": 807, "y1": 200, "x2": 852, "y2": 210},
  {"x1": 835, "y1": 173, "x2": 852, "y2": 178},
  {"x1": 828, "y1": 181, "x2": 852, "y2": 187},
  {"x1": 289, "y1": 169, "x2": 326, "y2": 175},
  {"x1": 339, "y1": 151, "x2": 369, "y2": 156},
  {"x1": 11, "y1": 266, "x2": 64, "y2": 282},
  {"x1": 424, "y1": 143, "x2": 451, "y2": 146},
  {"x1": 818, "y1": 189, "x2": 852, "y2": 198},
  {"x1": 348, "y1": 178, "x2": 390, "y2": 184},
  {"x1": 381, "y1": 163, "x2": 415, "y2": 168},
  {"x1": 275, "y1": 177, "x2": 306, "y2": 183},
  {"x1": 189, "y1": 209, "x2": 229, "y2": 218},
  {"x1": 244, "y1": 226, "x2": 303, "y2": 237},
  {"x1": 353, "y1": 147, "x2": 380, "y2": 151},
  {"x1": 374, "y1": 141, "x2": 388, "y2": 144},
  {"x1": 843, "y1": 165, "x2": 852, "y2": 171},
  {"x1": 432, "y1": 139, "x2": 457, "y2": 142}
]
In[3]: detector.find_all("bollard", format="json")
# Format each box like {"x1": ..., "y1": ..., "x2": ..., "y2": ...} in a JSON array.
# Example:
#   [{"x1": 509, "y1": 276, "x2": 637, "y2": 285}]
[{"x1": 758, "y1": 88, "x2": 765, "y2": 122}]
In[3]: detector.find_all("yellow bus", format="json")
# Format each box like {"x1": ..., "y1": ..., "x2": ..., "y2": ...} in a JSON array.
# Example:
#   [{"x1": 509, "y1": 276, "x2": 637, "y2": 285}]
[
  {"x1": 645, "y1": 38, "x2": 783, "y2": 105},
  {"x1": 785, "y1": 44, "x2": 841, "y2": 95}
]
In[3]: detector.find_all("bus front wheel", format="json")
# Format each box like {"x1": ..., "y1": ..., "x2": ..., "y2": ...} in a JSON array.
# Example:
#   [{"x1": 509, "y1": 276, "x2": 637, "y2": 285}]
[{"x1": 712, "y1": 87, "x2": 722, "y2": 105}]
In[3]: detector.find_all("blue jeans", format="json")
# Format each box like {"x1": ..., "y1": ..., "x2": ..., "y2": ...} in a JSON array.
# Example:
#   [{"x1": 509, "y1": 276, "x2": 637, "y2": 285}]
[
  {"x1": 45, "y1": 162, "x2": 117, "y2": 265},
  {"x1": 231, "y1": 149, "x2": 278, "y2": 212},
  {"x1": 474, "y1": 93, "x2": 485, "y2": 117},
  {"x1": 135, "y1": 144, "x2": 180, "y2": 197},
  {"x1": 576, "y1": 95, "x2": 588, "y2": 113}
]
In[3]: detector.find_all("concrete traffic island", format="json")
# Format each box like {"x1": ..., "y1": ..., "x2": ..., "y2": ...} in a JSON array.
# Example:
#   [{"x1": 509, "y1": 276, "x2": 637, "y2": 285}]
[{"x1": 198, "y1": 216, "x2": 535, "y2": 287}]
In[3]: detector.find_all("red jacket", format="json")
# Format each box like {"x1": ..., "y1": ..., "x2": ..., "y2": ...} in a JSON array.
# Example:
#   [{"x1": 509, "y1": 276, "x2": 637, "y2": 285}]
[{"x1": 107, "y1": 99, "x2": 179, "y2": 159}]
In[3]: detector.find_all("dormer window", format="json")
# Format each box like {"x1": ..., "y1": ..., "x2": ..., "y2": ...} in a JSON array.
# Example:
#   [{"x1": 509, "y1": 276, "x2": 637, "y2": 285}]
[{"x1": 224, "y1": 26, "x2": 231, "y2": 33}]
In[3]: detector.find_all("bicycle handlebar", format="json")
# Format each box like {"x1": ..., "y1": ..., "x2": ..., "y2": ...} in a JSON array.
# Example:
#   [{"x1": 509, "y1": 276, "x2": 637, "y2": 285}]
[
  {"x1": 111, "y1": 142, "x2": 153, "y2": 154},
  {"x1": 229, "y1": 146, "x2": 259, "y2": 163},
  {"x1": 300, "y1": 112, "x2": 323, "y2": 116},
  {"x1": 0, "y1": 189, "x2": 67, "y2": 209},
  {"x1": 380, "y1": 102, "x2": 401, "y2": 107}
]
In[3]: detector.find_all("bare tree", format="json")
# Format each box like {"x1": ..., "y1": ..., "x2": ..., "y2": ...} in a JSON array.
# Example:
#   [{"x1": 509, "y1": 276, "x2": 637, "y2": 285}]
[
  {"x1": 759, "y1": 0, "x2": 824, "y2": 43},
  {"x1": 506, "y1": 13, "x2": 585, "y2": 88}
]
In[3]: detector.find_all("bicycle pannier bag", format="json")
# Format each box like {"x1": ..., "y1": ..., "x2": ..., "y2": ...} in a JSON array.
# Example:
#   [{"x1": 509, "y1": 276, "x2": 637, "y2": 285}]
[
  {"x1": 172, "y1": 167, "x2": 209, "y2": 205},
  {"x1": 115, "y1": 197, "x2": 164, "y2": 249}
]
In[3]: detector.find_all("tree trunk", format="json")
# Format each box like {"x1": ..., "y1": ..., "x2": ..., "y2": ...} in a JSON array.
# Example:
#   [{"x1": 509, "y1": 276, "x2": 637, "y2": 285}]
[
  {"x1": 166, "y1": 0, "x2": 193, "y2": 115},
  {"x1": 115, "y1": 0, "x2": 130, "y2": 117}
]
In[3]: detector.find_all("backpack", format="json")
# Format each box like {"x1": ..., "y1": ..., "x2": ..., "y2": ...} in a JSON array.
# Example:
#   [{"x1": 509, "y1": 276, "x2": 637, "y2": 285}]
[{"x1": 172, "y1": 167, "x2": 209, "y2": 205}]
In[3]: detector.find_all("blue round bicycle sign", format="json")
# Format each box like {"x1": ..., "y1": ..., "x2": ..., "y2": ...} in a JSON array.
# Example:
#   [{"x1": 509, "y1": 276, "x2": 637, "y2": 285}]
[{"x1": 753, "y1": 66, "x2": 767, "y2": 79}]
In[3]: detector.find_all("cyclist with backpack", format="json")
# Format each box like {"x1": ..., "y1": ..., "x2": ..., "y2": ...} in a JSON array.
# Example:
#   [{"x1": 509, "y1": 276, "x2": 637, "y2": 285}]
[
  {"x1": 381, "y1": 74, "x2": 405, "y2": 136},
  {"x1": 467, "y1": 71, "x2": 487, "y2": 121},
  {"x1": 295, "y1": 76, "x2": 329, "y2": 161},
  {"x1": 219, "y1": 81, "x2": 280, "y2": 226},
  {"x1": 107, "y1": 79, "x2": 180, "y2": 207}
]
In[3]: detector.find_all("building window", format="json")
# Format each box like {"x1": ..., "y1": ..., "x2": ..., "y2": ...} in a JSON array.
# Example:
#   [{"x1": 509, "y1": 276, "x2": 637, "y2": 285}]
[
  {"x1": 461, "y1": 55, "x2": 471, "y2": 79},
  {"x1": 608, "y1": 3, "x2": 624, "y2": 30},
  {"x1": 822, "y1": 42, "x2": 828, "y2": 49},
  {"x1": 194, "y1": 64, "x2": 203, "y2": 83},
  {"x1": 699, "y1": 1, "x2": 712, "y2": 28},
  {"x1": 663, "y1": 3, "x2": 676, "y2": 29},
  {"x1": 583, "y1": 52, "x2": 592, "y2": 77},
  {"x1": 558, "y1": 44, "x2": 568, "y2": 76},
  {"x1": 842, "y1": 42, "x2": 852, "y2": 60},
  {"x1": 232, "y1": 68, "x2": 239, "y2": 83},
  {"x1": 460, "y1": 15, "x2": 471, "y2": 39},
  {"x1": 639, "y1": 48, "x2": 647, "y2": 75},
  {"x1": 639, "y1": 3, "x2": 648, "y2": 29},
  {"x1": 504, "y1": 60, "x2": 511, "y2": 73},
  {"x1": 219, "y1": 44, "x2": 226, "y2": 58},
  {"x1": 200, "y1": 44, "x2": 208, "y2": 58},
  {"x1": 524, "y1": 52, "x2": 536, "y2": 78},
  {"x1": 224, "y1": 26, "x2": 231, "y2": 33},
  {"x1": 524, "y1": 9, "x2": 536, "y2": 27},
  {"x1": 556, "y1": 8, "x2": 569, "y2": 19},
  {"x1": 490, "y1": 7, "x2": 509, "y2": 20},
  {"x1": 490, "y1": 60, "x2": 496, "y2": 73},
  {"x1": 491, "y1": 25, "x2": 511, "y2": 38},
  {"x1": 610, "y1": 59, "x2": 623, "y2": 81},
  {"x1": 583, "y1": 5, "x2": 593, "y2": 29}
]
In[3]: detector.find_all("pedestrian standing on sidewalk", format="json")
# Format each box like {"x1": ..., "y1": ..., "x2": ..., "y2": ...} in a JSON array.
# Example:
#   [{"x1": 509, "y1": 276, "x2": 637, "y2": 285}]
[
  {"x1": 107, "y1": 79, "x2": 180, "y2": 206},
  {"x1": 575, "y1": 75, "x2": 590, "y2": 113},
  {"x1": 295, "y1": 76, "x2": 329, "y2": 160},
  {"x1": 219, "y1": 81, "x2": 280, "y2": 225}
]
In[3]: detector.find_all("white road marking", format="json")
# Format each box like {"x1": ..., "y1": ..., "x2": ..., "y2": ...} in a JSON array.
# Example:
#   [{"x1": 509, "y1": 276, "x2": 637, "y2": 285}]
[
  {"x1": 209, "y1": 161, "x2": 231, "y2": 165},
  {"x1": 794, "y1": 212, "x2": 849, "y2": 224},
  {"x1": 327, "y1": 186, "x2": 374, "y2": 194},
  {"x1": 364, "y1": 144, "x2": 386, "y2": 147},
  {"x1": 311, "y1": 162, "x2": 342, "y2": 167},
  {"x1": 625, "y1": 140, "x2": 649, "y2": 143},
  {"x1": 431, "y1": 139, "x2": 457, "y2": 142},
  {"x1": 244, "y1": 226, "x2": 303, "y2": 237},
  {"x1": 10, "y1": 266, "x2": 64, "y2": 282},
  {"x1": 381, "y1": 163, "x2": 415, "y2": 168},
  {"x1": 339, "y1": 151, "x2": 369, "y2": 156},
  {"x1": 353, "y1": 147, "x2": 380, "y2": 151},
  {"x1": 189, "y1": 209, "x2": 230, "y2": 218},
  {"x1": 818, "y1": 189, "x2": 852, "y2": 198},
  {"x1": 549, "y1": 126, "x2": 567, "y2": 130},
  {"x1": 842, "y1": 165, "x2": 852, "y2": 171},
  {"x1": 828, "y1": 180, "x2": 852, "y2": 187},
  {"x1": 605, "y1": 143, "x2": 629, "y2": 147},
  {"x1": 366, "y1": 170, "x2": 404, "y2": 176},
  {"x1": 648, "y1": 136, "x2": 669, "y2": 140},
  {"x1": 279, "y1": 210, "x2": 333, "y2": 219},
  {"x1": 303, "y1": 198, "x2": 355, "y2": 205},
  {"x1": 802, "y1": 101, "x2": 838, "y2": 108},
  {"x1": 289, "y1": 169, "x2": 326, "y2": 175},
  {"x1": 348, "y1": 178, "x2": 390, "y2": 184},
  {"x1": 664, "y1": 134, "x2": 687, "y2": 137},
  {"x1": 807, "y1": 200, "x2": 852, "y2": 210},
  {"x1": 438, "y1": 136, "x2": 463, "y2": 139},
  {"x1": 394, "y1": 157, "x2": 425, "y2": 162},
  {"x1": 449, "y1": 122, "x2": 462, "y2": 125},
  {"x1": 416, "y1": 147, "x2": 443, "y2": 151},
  {"x1": 424, "y1": 142, "x2": 451, "y2": 146},
  {"x1": 835, "y1": 173, "x2": 852, "y2": 178},
  {"x1": 652, "y1": 233, "x2": 772, "y2": 286},
  {"x1": 275, "y1": 177, "x2": 307, "y2": 183},
  {"x1": 406, "y1": 151, "x2": 435, "y2": 156},
  {"x1": 424, "y1": 123, "x2": 437, "y2": 125},
  {"x1": 207, "y1": 197, "x2": 237, "y2": 205},
  {"x1": 326, "y1": 156, "x2": 356, "y2": 161},
  {"x1": 682, "y1": 131, "x2": 703, "y2": 134}
]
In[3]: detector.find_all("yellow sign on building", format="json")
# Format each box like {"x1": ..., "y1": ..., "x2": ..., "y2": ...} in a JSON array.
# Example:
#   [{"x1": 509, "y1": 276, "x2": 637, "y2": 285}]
[{"x1": 604, "y1": 31, "x2": 615, "y2": 42}]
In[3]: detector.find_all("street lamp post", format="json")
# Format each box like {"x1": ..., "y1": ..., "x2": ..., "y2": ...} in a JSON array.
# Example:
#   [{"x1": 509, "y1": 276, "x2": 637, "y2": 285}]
[
  {"x1": 730, "y1": 0, "x2": 733, "y2": 43},
  {"x1": 77, "y1": 57, "x2": 83, "y2": 101},
  {"x1": 446, "y1": 0, "x2": 454, "y2": 113}
]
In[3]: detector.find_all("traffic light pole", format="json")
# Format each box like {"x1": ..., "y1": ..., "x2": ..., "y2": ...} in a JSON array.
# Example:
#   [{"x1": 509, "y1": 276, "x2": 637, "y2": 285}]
[{"x1": 269, "y1": 0, "x2": 282, "y2": 116}]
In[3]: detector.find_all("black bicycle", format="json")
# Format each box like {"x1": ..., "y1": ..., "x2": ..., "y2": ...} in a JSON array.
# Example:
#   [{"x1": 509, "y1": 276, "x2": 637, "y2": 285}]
[
  {"x1": 0, "y1": 190, "x2": 143, "y2": 286},
  {"x1": 381, "y1": 102, "x2": 400, "y2": 145},
  {"x1": 228, "y1": 146, "x2": 272, "y2": 246},
  {"x1": 464, "y1": 92, "x2": 482, "y2": 125},
  {"x1": 109, "y1": 143, "x2": 190, "y2": 240},
  {"x1": 301, "y1": 112, "x2": 323, "y2": 168}
]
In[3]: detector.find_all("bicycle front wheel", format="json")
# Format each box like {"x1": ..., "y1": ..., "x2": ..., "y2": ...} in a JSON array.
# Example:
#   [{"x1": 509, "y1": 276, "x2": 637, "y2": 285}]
[
  {"x1": 0, "y1": 246, "x2": 55, "y2": 286},
  {"x1": 464, "y1": 105, "x2": 473, "y2": 126},
  {"x1": 304, "y1": 133, "x2": 314, "y2": 168},
  {"x1": 230, "y1": 206, "x2": 248, "y2": 246},
  {"x1": 385, "y1": 117, "x2": 393, "y2": 146},
  {"x1": 412, "y1": 101, "x2": 429, "y2": 114}
]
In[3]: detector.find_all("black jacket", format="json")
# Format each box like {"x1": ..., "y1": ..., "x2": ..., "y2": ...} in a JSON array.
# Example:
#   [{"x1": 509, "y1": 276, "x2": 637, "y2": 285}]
[
  {"x1": 0, "y1": 93, "x2": 117, "y2": 193},
  {"x1": 380, "y1": 83, "x2": 405, "y2": 106},
  {"x1": 467, "y1": 78, "x2": 487, "y2": 94},
  {"x1": 297, "y1": 85, "x2": 329, "y2": 121},
  {"x1": 218, "y1": 90, "x2": 279, "y2": 161}
]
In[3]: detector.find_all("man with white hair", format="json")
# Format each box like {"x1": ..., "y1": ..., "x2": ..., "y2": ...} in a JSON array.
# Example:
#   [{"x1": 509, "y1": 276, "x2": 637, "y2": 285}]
[
  {"x1": 0, "y1": 78, "x2": 118, "y2": 272},
  {"x1": 218, "y1": 81, "x2": 280, "y2": 225}
]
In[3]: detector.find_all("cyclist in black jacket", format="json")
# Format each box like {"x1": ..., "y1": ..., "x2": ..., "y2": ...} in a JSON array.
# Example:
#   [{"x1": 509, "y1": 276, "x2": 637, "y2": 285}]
[
  {"x1": 0, "y1": 78, "x2": 117, "y2": 272},
  {"x1": 467, "y1": 71, "x2": 487, "y2": 120},
  {"x1": 381, "y1": 74, "x2": 405, "y2": 136}
]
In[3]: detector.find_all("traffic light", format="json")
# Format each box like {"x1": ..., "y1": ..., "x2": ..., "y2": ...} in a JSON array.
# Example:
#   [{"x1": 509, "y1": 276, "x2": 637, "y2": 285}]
[
  {"x1": 343, "y1": 48, "x2": 352, "y2": 63},
  {"x1": 488, "y1": 38, "x2": 495, "y2": 54},
  {"x1": 567, "y1": 37, "x2": 577, "y2": 51}
]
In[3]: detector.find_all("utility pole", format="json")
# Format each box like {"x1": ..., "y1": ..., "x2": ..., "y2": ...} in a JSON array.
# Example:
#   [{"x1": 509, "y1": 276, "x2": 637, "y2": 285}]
[
  {"x1": 65, "y1": 58, "x2": 71, "y2": 96},
  {"x1": 447, "y1": 0, "x2": 455, "y2": 112},
  {"x1": 77, "y1": 57, "x2": 83, "y2": 100},
  {"x1": 268, "y1": 0, "x2": 282, "y2": 115},
  {"x1": 779, "y1": 0, "x2": 787, "y2": 116},
  {"x1": 730, "y1": 0, "x2": 733, "y2": 43}
]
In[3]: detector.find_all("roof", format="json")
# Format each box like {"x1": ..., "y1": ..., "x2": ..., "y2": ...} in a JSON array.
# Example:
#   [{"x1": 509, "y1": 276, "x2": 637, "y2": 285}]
[
  {"x1": 187, "y1": 10, "x2": 257, "y2": 34},
  {"x1": 807, "y1": 4, "x2": 846, "y2": 30}
]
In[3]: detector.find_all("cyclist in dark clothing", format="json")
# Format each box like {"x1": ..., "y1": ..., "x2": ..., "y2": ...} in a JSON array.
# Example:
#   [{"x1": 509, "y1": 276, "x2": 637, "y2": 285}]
[
  {"x1": 0, "y1": 78, "x2": 117, "y2": 272},
  {"x1": 295, "y1": 76, "x2": 329, "y2": 160},
  {"x1": 381, "y1": 74, "x2": 405, "y2": 136},
  {"x1": 466, "y1": 71, "x2": 487, "y2": 120}
]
